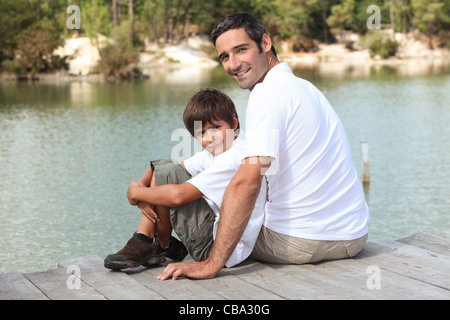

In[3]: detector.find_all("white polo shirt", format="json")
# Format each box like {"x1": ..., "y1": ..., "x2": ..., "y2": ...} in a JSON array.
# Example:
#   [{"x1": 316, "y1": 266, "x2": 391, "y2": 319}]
[
  {"x1": 243, "y1": 63, "x2": 369, "y2": 241},
  {"x1": 183, "y1": 137, "x2": 266, "y2": 267}
]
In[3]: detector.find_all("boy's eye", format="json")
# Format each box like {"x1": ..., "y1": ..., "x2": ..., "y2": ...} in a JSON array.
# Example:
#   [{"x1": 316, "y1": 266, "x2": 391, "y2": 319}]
[{"x1": 196, "y1": 125, "x2": 221, "y2": 138}]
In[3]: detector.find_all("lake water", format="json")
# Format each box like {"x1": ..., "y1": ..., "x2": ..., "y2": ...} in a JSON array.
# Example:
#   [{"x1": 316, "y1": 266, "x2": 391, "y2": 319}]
[{"x1": 1, "y1": 63, "x2": 449, "y2": 272}]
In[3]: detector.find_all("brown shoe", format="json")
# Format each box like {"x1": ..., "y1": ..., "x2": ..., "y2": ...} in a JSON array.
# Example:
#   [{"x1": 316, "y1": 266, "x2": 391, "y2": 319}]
[
  {"x1": 104, "y1": 233, "x2": 165, "y2": 270},
  {"x1": 164, "y1": 236, "x2": 188, "y2": 261}
]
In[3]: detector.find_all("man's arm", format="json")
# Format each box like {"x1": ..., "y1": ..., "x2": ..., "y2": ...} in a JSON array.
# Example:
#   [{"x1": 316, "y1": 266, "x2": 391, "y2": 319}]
[{"x1": 157, "y1": 156, "x2": 270, "y2": 280}]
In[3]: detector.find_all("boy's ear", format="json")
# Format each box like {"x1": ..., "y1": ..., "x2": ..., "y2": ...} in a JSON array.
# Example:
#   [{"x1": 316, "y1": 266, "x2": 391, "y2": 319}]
[{"x1": 233, "y1": 113, "x2": 239, "y2": 130}]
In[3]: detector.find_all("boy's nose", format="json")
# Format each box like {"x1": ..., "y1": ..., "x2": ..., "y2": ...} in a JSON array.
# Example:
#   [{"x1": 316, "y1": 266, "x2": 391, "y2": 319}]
[{"x1": 204, "y1": 130, "x2": 216, "y2": 142}]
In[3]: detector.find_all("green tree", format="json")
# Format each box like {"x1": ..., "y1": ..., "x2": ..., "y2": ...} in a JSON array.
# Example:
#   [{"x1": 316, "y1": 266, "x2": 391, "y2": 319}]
[
  {"x1": 15, "y1": 19, "x2": 65, "y2": 76},
  {"x1": 411, "y1": 0, "x2": 450, "y2": 48},
  {"x1": 327, "y1": 0, "x2": 355, "y2": 35},
  {"x1": 0, "y1": 0, "x2": 35, "y2": 64},
  {"x1": 81, "y1": 0, "x2": 113, "y2": 39}
]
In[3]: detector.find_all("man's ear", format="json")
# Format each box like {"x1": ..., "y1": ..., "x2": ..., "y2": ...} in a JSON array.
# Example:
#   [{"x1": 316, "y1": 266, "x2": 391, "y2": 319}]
[{"x1": 261, "y1": 34, "x2": 272, "y2": 54}]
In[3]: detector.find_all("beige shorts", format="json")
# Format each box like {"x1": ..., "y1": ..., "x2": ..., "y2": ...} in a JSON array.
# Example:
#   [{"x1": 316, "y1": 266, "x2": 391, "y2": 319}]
[{"x1": 250, "y1": 225, "x2": 368, "y2": 264}]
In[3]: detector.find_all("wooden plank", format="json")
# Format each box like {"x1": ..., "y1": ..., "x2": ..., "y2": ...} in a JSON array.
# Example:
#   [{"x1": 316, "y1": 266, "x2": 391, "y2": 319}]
[
  {"x1": 3, "y1": 233, "x2": 449, "y2": 300},
  {"x1": 23, "y1": 268, "x2": 106, "y2": 300},
  {"x1": 398, "y1": 232, "x2": 450, "y2": 257},
  {"x1": 225, "y1": 260, "x2": 338, "y2": 299},
  {"x1": 0, "y1": 271, "x2": 48, "y2": 300},
  {"x1": 269, "y1": 262, "x2": 395, "y2": 300},
  {"x1": 356, "y1": 240, "x2": 450, "y2": 294},
  {"x1": 58, "y1": 255, "x2": 165, "y2": 300},
  {"x1": 194, "y1": 261, "x2": 285, "y2": 300},
  {"x1": 126, "y1": 257, "x2": 283, "y2": 300},
  {"x1": 125, "y1": 265, "x2": 225, "y2": 300},
  {"x1": 312, "y1": 256, "x2": 450, "y2": 299}
]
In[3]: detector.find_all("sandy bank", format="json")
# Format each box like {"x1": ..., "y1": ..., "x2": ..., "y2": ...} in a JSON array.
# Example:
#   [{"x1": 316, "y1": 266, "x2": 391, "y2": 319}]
[{"x1": 2, "y1": 33, "x2": 449, "y2": 82}]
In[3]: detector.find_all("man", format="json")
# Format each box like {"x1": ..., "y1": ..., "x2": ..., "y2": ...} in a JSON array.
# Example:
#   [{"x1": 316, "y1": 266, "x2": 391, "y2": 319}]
[{"x1": 158, "y1": 12, "x2": 369, "y2": 280}]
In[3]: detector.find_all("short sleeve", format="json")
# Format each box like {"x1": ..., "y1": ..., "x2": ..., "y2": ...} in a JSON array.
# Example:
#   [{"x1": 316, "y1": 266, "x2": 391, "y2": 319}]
[
  {"x1": 183, "y1": 149, "x2": 214, "y2": 177},
  {"x1": 187, "y1": 140, "x2": 242, "y2": 208},
  {"x1": 243, "y1": 87, "x2": 285, "y2": 160}
]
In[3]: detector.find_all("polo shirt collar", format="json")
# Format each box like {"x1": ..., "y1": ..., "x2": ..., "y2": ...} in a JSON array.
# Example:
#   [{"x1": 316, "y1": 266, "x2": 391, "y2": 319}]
[{"x1": 262, "y1": 62, "x2": 291, "y2": 83}]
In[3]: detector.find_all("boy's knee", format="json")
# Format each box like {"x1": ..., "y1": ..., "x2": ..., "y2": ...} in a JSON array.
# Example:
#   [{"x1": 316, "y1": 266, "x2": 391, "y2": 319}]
[
  {"x1": 164, "y1": 163, "x2": 187, "y2": 185},
  {"x1": 151, "y1": 159, "x2": 190, "y2": 186}
]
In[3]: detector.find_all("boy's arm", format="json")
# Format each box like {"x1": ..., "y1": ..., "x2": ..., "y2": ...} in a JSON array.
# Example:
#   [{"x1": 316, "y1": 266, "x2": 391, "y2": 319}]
[{"x1": 128, "y1": 181, "x2": 203, "y2": 208}]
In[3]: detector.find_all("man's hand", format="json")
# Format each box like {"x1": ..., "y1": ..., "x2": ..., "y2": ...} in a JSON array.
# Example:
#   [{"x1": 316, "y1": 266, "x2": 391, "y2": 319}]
[{"x1": 157, "y1": 259, "x2": 221, "y2": 280}]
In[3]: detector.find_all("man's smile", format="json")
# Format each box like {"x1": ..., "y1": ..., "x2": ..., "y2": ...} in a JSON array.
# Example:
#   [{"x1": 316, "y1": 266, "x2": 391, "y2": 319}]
[{"x1": 233, "y1": 68, "x2": 250, "y2": 78}]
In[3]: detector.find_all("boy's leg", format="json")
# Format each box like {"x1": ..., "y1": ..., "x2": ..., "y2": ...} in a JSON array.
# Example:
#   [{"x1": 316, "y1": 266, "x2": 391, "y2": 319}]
[
  {"x1": 104, "y1": 162, "x2": 175, "y2": 270},
  {"x1": 103, "y1": 227, "x2": 166, "y2": 270},
  {"x1": 104, "y1": 159, "x2": 210, "y2": 270},
  {"x1": 151, "y1": 159, "x2": 215, "y2": 262},
  {"x1": 147, "y1": 174, "x2": 172, "y2": 249}
]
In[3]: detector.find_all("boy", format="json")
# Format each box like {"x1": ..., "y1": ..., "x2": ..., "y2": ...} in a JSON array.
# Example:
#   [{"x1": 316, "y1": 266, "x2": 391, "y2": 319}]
[{"x1": 104, "y1": 88, "x2": 266, "y2": 270}]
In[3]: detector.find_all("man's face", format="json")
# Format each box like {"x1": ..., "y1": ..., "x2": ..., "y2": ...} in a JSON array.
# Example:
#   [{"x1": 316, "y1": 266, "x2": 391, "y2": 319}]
[{"x1": 215, "y1": 28, "x2": 270, "y2": 91}]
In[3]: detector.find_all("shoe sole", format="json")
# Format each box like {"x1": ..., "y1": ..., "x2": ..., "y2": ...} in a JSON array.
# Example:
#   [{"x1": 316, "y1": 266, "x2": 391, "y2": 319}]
[{"x1": 104, "y1": 253, "x2": 166, "y2": 270}]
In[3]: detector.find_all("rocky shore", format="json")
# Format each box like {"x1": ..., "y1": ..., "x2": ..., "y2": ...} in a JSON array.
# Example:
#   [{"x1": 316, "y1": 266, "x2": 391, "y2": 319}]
[
  {"x1": 2, "y1": 32, "x2": 449, "y2": 82},
  {"x1": 285, "y1": 31, "x2": 450, "y2": 77}
]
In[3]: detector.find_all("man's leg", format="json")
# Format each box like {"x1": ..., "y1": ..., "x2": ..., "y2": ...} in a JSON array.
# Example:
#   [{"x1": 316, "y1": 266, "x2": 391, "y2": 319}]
[{"x1": 251, "y1": 225, "x2": 368, "y2": 264}]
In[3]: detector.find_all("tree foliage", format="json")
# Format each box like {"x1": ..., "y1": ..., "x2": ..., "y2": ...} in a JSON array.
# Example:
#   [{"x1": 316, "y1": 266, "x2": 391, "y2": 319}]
[{"x1": 1, "y1": 0, "x2": 449, "y2": 73}]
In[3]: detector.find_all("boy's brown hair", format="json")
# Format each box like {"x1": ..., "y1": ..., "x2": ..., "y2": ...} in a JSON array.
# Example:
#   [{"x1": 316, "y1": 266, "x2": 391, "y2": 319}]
[{"x1": 183, "y1": 88, "x2": 240, "y2": 137}]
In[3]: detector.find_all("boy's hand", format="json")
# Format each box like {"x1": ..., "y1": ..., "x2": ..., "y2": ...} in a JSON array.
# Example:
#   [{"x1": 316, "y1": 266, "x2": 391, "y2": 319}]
[
  {"x1": 127, "y1": 181, "x2": 140, "y2": 205},
  {"x1": 137, "y1": 202, "x2": 159, "y2": 223}
]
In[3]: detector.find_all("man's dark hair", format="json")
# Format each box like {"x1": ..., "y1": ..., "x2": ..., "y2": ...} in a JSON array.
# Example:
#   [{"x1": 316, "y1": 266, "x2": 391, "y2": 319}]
[{"x1": 211, "y1": 12, "x2": 277, "y2": 57}]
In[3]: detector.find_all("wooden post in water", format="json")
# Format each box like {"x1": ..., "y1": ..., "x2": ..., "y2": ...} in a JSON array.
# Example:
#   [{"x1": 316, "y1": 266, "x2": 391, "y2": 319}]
[{"x1": 361, "y1": 141, "x2": 370, "y2": 184}]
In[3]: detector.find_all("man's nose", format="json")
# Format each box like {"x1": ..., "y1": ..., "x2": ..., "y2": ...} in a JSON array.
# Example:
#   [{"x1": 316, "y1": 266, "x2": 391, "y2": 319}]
[{"x1": 229, "y1": 54, "x2": 241, "y2": 72}]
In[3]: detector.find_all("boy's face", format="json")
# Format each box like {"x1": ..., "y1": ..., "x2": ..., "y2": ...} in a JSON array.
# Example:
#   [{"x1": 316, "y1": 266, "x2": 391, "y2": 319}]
[{"x1": 194, "y1": 115, "x2": 238, "y2": 156}]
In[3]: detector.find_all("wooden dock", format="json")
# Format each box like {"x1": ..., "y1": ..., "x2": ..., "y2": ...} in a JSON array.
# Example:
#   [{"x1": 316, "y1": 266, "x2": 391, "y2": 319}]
[{"x1": 1, "y1": 232, "x2": 449, "y2": 300}]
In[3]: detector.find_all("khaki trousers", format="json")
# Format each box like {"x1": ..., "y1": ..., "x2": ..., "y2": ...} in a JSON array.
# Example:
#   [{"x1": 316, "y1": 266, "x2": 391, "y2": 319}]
[{"x1": 250, "y1": 225, "x2": 368, "y2": 264}]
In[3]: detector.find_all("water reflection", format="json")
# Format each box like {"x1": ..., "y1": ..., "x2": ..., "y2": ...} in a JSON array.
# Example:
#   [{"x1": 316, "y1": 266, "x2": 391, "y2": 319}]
[
  {"x1": 291, "y1": 57, "x2": 450, "y2": 79},
  {"x1": 1, "y1": 62, "x2": 449, "y2": 272}
]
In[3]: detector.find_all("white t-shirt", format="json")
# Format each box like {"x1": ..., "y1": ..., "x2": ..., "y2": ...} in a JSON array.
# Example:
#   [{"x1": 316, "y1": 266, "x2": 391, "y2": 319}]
[
  {"x1": 183, "y1": 137, "x2": 266, "y2": 267},
  {"x1": 243, "y1": 62, "x2": 369, "y2": 241}
]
